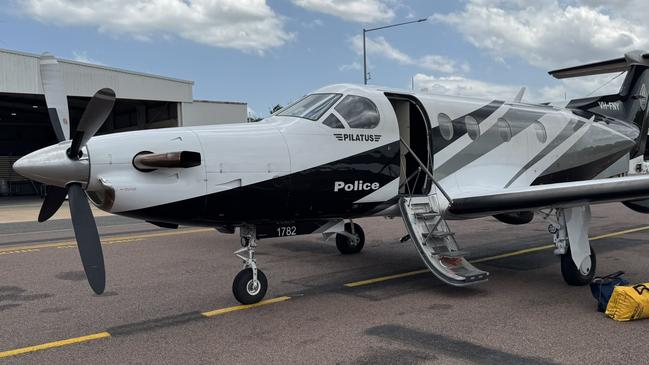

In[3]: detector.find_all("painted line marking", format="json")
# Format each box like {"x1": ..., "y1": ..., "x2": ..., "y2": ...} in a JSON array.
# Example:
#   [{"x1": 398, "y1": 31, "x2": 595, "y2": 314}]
[
  {"x1": 2, "y1": 225, "x2": 648, "y2": 357},
  {"x1": 201, "y1": 296, "x2": 291, "y2": 317},
  {"x1": 344, "y1": 269, "x2": 429, "y2": 287},
  {"x1": 344, "y1": 225, "x2": 649, "y2": 288},
  {"x1": 0, "y1": 296, "x2": 290, "y2": 359},
  {"x1": 0, "y1": 332, "x2": 111, "y2": 359},
  {"x1": 0, "y1": 228, "x2": 214, "y2": 255}
]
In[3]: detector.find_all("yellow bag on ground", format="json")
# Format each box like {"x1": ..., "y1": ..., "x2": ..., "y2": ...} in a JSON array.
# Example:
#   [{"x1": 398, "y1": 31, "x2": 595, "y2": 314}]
[{"x1": 605, "y1": 283, "x2": 649, "y2": 321}]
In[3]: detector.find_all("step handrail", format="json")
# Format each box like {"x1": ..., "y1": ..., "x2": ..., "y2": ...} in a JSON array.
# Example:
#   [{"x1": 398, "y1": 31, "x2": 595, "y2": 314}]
[{"x1": 399, "y1": 139, "x2": 454, "y2": 206}]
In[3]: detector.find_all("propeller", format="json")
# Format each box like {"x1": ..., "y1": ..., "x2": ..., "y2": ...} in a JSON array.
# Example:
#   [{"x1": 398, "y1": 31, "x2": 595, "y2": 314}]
[
  {"x1": 68, "y1": 184, "x2": 106, "y2": 294},
  {"x1": 34, "y1": 53, "x2": 115, "y2": 294},
  {"x1": 38, "y1": 185, "x2": 67, "y2": 222}
]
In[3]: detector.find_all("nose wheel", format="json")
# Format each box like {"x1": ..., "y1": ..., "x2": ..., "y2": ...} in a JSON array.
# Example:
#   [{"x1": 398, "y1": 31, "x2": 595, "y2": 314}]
[
  {"x1": 233, "y1": 268, "x2": 268, "y2": 305},
  {"x1": 233, "y1": 226, "x2": 268, "y2": 304}
]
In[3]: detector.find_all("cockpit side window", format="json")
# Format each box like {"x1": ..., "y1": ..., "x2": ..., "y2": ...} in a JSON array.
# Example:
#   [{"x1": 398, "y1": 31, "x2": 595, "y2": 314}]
[
  {"x1": 323, "y1": 113, "x2": 344, "y2": 128},
  {"x1": 334, "y1": 95, "x2": 380, "y2": 129},
  {"x1": 278, "y1": 93, "x2": 342, "y2": 121}
]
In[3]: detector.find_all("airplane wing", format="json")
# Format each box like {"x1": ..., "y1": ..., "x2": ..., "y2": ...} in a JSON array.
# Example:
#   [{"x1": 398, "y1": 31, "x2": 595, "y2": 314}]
[{"x1": 447, "y1": 175, "x2": 649, "y2": 217}]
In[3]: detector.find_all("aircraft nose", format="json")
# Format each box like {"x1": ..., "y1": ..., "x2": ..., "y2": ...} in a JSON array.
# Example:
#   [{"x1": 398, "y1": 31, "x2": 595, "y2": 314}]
[{"x1": 12, "y1": 143, "x2": 90, "y2": 188}]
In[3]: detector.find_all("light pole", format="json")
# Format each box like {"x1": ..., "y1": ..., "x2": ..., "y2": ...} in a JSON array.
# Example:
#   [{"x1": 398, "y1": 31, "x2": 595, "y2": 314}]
[{"x1": 363, "y1": 17, "x2": 428, "y2": 84}]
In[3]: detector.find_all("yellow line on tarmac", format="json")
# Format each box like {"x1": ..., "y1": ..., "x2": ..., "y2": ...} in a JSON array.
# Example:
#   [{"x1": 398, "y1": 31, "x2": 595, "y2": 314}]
[
  {"x1": 0, "y1": 296, "x2": 290, "y2": 359},
  {"x1": 344, "y1": 270, "x2": 429, "y2": 287},
  {"x1": 344, "y1": 225, "x2": 649, "y2": 288},
  {"x1": 0, "y1": 228, "x2": 214, "y2": 254},
  {"x1": 0, "y1": 332, "x2": 111, "y2": 359},
  {"x1": 471, "y1": 244, "x2": 555, "y2": 263},
  {"x1": 201, "y1": 296, "x2": 291, "y2": 317}
]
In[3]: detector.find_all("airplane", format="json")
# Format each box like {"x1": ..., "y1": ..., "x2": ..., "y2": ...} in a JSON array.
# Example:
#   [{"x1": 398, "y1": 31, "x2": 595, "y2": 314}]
[{"x1": 12, "y1": 50, "x2": 649, "y2": 305}]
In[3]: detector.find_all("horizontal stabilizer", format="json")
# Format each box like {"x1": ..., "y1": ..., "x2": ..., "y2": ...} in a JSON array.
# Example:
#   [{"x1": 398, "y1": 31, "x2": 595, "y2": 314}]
[{"x1": 549, "y1": 57, "x2": 628, "y2": 79}]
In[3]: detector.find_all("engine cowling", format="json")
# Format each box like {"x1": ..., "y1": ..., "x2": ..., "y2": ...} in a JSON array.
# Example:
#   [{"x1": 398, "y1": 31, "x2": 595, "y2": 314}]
[
  {"x1": 493, "y1": 211, "x2": 534, "y2": 225},
  {"x1": 623, "y1": 199, "x2": 649, "y2": 214}
]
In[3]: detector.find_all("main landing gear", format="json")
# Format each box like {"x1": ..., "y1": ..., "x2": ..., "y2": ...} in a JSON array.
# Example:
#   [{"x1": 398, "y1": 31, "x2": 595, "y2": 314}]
[
  {"x1": 335, "y1": 221, "x2": 365, "y2": 254},
  {"x1": 232, "y1": 226, "x2": 268, "y2": 304},
  {"x1": 545, "y1": 206, "x2": 596, "y2": 286}
]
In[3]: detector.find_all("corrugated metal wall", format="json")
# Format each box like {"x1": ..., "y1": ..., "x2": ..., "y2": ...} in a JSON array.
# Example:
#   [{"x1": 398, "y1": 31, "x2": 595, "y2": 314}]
[
  {"x1": 180, "y1": 101, "x2": 247, "y2": 125},
  {"x1": 0, "y1": 49, "x2": 193, "y2": 102}
]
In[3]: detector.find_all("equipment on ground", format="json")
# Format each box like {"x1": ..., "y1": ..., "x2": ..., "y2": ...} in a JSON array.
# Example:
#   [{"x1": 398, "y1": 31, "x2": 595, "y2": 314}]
[
  {"x1": 606, "y1": 283, "x2": 649, "y2": 321},
  {"x1": 590, "y1": 271, "x2": 629, "y2": 312}
]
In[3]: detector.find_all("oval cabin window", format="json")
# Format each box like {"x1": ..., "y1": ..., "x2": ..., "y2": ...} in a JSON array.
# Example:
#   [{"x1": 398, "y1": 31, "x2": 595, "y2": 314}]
[
  {"x1": 438, "y1": 113, "x2": 453, "y2": 141},
  {"x1": 465, "y1": 115, "x2": 480, "y2": 140},
  {"x1": 533, "y1": 121, "x2": 547, "y2": 143},
  {"x1": 497, "y1": 118, "x2": 512, "y2": 142}
]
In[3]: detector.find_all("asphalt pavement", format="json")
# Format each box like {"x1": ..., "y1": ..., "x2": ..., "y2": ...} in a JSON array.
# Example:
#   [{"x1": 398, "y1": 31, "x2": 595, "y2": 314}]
[{"x1": 0, "y1": 200, "x2": 648, "y2": 364}]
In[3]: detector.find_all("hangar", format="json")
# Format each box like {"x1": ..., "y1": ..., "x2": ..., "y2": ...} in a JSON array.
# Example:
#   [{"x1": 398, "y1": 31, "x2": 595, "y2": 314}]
[{"x1": 0, "y1": 48, "x2": 247, "y2": 196}]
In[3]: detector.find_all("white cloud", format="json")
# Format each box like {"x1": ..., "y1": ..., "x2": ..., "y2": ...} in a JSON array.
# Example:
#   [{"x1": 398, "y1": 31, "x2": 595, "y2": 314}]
[
  {"x1": 414, "y1": 72, "x2": 625, "y2": 103},
  {"x1": 349, "y1": 35, "x2": 464, "y2": 74},
  {"x1": 291, "y1": 0, "x2": 395, "y2": 23},
  {"x1": 414, "y1": 74, "x2": 523, "y2": 100},
  {"x1": 301, "y1": 18, "x2": 324, "y2": 29},
  {"x1": 434, "y1": 0, "x2": 648, "y2": 69},
  {"x1": 71, "y1": 51, "x2": 103, "y2": 65},
  {"x1": 18, "y1": 0, "x2": 293, "y2": 54},
  {"x1": 339, "y1": 62, "x2": 361, "y2": 71}
]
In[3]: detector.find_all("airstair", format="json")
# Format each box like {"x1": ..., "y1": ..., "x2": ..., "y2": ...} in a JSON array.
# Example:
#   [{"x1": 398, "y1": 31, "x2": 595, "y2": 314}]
[{"x1": 399, "y1": 140, "x2": 489, "y2": 286}]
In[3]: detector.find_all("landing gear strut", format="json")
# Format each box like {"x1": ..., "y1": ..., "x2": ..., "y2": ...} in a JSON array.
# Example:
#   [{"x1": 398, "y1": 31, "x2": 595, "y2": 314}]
[
  {"x1": 233, "y1": 226, "x2": 267, "y2": 304},
  {"x1": 545, "y1": 206, "x2": 596, "y2": 286},
  {"x1": 336, "y1": 221, "x2": 365, "y2": 254}
]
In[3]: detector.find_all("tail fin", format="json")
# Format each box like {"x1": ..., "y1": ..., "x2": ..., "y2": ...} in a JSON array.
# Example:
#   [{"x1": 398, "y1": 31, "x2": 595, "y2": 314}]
[{"x1": 550, "y1": 50, "x2": 649, "y2": 158}]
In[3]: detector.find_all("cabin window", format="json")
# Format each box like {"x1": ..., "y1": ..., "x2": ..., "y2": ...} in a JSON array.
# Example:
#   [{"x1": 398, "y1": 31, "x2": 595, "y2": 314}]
[
  {"x1": 438, "y1": 113, "x2": 453, "y2": 140},
  {"x1": 465, "y1": 115, "x2": 479, "y2": 140},
  {"x1": 278, "y1": 93, "x2": 341, "y2": 121},
  {"x1": 323, "y1": 113, "x2": 344, "y2": 129},
  {"x1": 497, "y1": 118, "x2": 512, "y2": 142},
  {"x1": 334, "y1": 95, "x2": 380, "y2": 129},
  {"x1": 533, "y1": 121, "x2": 547, "y2": 143}
]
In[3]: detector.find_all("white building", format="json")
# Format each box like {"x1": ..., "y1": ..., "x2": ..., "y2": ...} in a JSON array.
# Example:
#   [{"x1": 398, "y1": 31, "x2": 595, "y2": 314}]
[{"x1": 0, "y1": 48, "x2": 247, "y2": 196}]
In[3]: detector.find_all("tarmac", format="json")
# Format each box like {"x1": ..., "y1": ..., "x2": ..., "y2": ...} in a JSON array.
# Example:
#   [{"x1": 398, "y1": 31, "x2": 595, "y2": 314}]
[{"x1": 0, "y1": 197, "x2": 648, "y2": 364}]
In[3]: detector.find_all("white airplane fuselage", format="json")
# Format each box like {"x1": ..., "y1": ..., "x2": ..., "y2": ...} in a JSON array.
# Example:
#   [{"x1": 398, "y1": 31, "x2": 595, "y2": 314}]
[{"x1": 56, "y1": 83, "x2": 635, "y2": 234}]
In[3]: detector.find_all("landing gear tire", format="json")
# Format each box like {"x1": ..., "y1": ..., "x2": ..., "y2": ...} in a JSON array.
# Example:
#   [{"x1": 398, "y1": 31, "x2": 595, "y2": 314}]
[
  {"x1": 560, "y1": 246, "x2": 596, "y2": 286},
  {"x1": 232, "y1": 268, "x2": 267, "y2": 305},
  {"x1": 336, "y1": 222, "x2": 365, "y2": 254}
]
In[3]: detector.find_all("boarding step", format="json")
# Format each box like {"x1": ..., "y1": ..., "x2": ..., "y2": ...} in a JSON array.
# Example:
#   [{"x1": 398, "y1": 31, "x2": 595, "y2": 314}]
[
  {"x1": 423, "y1": 231, "x2": 454, "y2": 239},
  {"x1": 415, "y1": 212, "x2": 440, "y2": 220},
  {"x1": 399, "y1": 196, "x2": 489, "y2": 286},
  {"x1": 428, "y1": 246, "x2": 467, "y2": 258}
]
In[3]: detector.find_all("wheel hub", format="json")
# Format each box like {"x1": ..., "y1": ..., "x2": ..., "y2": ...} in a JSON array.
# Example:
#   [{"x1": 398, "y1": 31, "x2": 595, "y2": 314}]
[{"x1": 246, "y1": 279, "x2": 261, "y2": 296}]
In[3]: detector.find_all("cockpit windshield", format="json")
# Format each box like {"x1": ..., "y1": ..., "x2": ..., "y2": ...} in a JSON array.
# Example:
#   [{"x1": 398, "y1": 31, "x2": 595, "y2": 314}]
[{"x1": 278, "y1": 93, "x2": 341, "y2": 121}]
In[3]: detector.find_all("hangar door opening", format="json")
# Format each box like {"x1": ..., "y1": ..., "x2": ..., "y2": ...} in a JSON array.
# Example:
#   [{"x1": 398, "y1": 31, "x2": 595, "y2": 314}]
[
  {"x1": 0, "y1": 92, "x2": 179, "y2": 197},
  {"x1": 386, "y1": 93, "x2": 432, "y2": 196}
]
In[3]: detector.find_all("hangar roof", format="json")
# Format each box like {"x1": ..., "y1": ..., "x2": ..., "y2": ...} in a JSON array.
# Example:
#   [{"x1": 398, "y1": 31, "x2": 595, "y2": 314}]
[{"x1": 0, "y1": 48, "x2": 194, "y2": 102}]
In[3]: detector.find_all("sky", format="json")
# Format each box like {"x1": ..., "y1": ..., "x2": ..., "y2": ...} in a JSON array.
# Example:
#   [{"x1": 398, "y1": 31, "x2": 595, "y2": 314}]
[{"x1": 1, "y1": 0, "x2": 646, "y2": 118}]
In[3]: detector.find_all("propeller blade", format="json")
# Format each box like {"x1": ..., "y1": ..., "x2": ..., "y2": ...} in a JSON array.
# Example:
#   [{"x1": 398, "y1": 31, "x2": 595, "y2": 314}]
[
  {"x1": 39, "y1": 53, "x2": 70, "y2": 142},
  {"x1": 38, "y1": 185, "x2": 68, "y2": 222},
  {"x1": 69, "y1": 88, "x2": 116, "y2": 158},
  {"x1": 68, "y1": 183, "x2": 106, "y2": 294}
]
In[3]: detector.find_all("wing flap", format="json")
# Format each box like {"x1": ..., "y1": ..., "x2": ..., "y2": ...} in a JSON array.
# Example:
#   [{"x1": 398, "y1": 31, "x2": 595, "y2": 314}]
[{"x1": 448, "y1": 175, "x2": 649, "y2": 217}]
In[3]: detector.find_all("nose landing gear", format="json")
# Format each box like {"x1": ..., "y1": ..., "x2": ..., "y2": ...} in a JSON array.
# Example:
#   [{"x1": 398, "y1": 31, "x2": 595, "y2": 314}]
[{"x1": 233, "y1": 226, "x2": 268, "y2": 304}]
